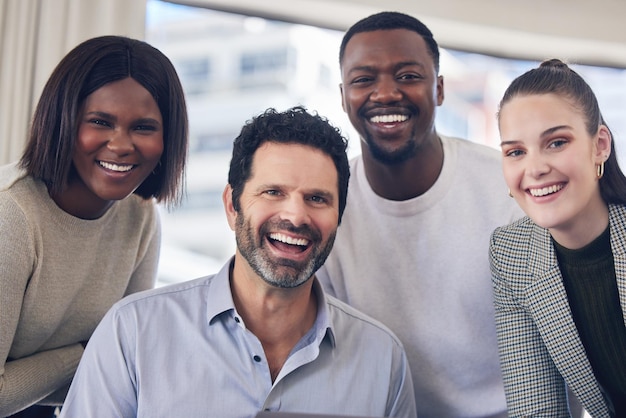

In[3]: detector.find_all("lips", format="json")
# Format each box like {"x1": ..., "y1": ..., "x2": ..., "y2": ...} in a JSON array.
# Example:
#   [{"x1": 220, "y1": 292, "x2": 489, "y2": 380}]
[
  {"x1": 268, "y1": 232, "x2": 310, "y2": 254},
  {"x1": 528, "y1": 183, "x2": 564, "y2": 197},
  {"x1": 369, "y1": 114, "x2": 409, "y2": 124},
  {"x1": 98, "y1": 160, "x2": 135, "y2": 172}
]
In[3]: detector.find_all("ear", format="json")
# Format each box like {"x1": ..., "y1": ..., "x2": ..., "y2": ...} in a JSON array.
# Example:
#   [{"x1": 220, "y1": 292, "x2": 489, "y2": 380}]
[
  {"x1": 436, "y1": 75, "x2": 444, "y2": 106},
  {"x1": 222, "y1": 184, "x2": 237, "y2": 231},
  {"x1": 339, "y1": 83, "x2": 346, "y2": 112},
  {"x1": 594, "y1": 125, "x2": 612, "y2": 164}
]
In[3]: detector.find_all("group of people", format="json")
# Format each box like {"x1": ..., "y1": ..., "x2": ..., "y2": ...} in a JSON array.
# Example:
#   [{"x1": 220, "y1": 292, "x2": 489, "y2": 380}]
[{"x1": 1, "y1": 9, "x2": 623, "y2": 418}]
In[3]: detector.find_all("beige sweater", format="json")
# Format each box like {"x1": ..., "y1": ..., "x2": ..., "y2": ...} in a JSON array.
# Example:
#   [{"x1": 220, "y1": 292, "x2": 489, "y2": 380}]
[{"x1": 0, "y1": 163, "x2": 160, "y2": 415}]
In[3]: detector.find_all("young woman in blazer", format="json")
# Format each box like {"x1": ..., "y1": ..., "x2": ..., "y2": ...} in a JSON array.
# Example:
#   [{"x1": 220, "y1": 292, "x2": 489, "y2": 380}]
[{"x1": 490, "y1": 59, "x2": 626, "y2": 417}]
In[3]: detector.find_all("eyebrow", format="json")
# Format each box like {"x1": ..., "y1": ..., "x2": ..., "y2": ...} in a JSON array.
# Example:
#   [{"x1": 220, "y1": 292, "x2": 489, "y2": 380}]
[
  {"x1": 500, "y1": 124, "x2": 572, "y2": 146},
  {"x1": 347, "y1": 61, "x2": 424, "y2": 75}
]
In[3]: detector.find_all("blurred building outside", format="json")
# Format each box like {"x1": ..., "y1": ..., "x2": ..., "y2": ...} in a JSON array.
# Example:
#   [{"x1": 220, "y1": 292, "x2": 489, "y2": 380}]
[{"x1": 146, "y1": 0, "x2": 626, "y2": 287}]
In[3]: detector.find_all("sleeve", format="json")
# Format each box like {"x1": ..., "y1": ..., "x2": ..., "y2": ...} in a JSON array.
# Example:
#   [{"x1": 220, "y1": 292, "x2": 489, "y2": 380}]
[
  {"x1": 59, "y1": 306, "x2": 138, "y2": 418},
  {"x1": 387, "y1": 345, "x2": 417, "y2": 418},
  {"x1": 124, "y1": 203, "x2": 161, "y2": 296},
  {"x1": 488, "y1": 230, "x2": 570, "y2": 417},
  {"x1": 0, "y1": 197, "x2": 83, "y2": 415}
]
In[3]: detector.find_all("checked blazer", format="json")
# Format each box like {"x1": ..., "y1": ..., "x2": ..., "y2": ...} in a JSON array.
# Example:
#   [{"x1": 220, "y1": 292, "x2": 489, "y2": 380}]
[{"x1": 489, "y1": 204, "x2": 626, "y2": 417}]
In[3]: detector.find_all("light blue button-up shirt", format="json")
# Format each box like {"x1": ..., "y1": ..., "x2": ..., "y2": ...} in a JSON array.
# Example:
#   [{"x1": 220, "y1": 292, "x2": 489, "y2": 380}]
[{"x1": 60, "y1": 259, "x2": 416, "y2": 418}]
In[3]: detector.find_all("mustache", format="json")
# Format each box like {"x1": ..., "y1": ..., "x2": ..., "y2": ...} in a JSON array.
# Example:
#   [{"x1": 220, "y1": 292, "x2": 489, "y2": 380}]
[{"x1": 359, "y1": 103, "x2": 419, "y2": 116}]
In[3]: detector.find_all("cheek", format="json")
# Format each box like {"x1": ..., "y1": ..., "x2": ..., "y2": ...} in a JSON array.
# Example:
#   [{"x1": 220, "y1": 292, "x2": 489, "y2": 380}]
[
  {"x1": 317, "y1": 212, "x2": 339, "y2": 239},
  {"x1": 343, "y1": 90, "x2": 364, "y2": 112},
  {"x1": 501, "y1": 162, "x2": 520, "y2": 187},
  {"x1": 138, "y1": 136, "x2": 165, "y2": 160},
  {"x1": 75, "y1": 126, "x2": 105, "y2": 153}
]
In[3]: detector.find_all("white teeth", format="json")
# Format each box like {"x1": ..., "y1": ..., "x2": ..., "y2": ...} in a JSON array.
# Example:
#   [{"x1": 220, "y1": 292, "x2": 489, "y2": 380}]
[
  {"x1": 99, "y1": 161, "x2": 133, "y2": 172},
  {"x1": 370, "y1": 114, "x2": 408, "y2": 124},
  {"x1": 269, "y1": 233, "x2": 309, "y2": 247},
  {"x1": 529, "y1": 184, "x2": 563, "y2": 197}
]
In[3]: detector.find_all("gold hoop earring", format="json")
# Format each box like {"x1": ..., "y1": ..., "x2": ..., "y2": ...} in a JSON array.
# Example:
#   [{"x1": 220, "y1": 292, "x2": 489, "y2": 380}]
[
  {"x1": 508, "y1": 189, "x2": 513, "y2": 198},
  {"x1": 596, "y1": 161, "x2": 605, "y2": 179}
]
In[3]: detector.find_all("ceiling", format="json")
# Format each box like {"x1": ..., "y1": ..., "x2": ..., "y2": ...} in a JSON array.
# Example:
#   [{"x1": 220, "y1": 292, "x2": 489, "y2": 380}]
[{"x1": 172, "y1": 0, "x2": 626, "y2": 68}]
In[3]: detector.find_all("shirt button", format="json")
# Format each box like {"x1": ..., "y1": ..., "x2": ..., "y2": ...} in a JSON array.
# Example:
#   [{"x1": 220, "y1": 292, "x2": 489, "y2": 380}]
[
  {"x1": 234, "y1": 317, "x2": 240, "y2": 323},
  {"x1": 253, "y1": 355, "x2": 262, "y2": 362}
]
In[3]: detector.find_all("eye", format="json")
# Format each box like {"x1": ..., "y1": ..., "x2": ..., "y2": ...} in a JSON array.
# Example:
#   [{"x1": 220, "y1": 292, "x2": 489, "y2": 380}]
[
  {"x1": 134, "y1": 124, "x2": 158, "y2": 132},
  {"x1": 88, "y1": 118, "x2": 111, "y2": 128},
  {"x1": 548, "y1": 138, "x2": 568, "y2": 149},
  {"x1": 503, "y1": 148, "x2": 524, "y2": 158},
  {"x1": 263, "y1": 189, "x2": 281, "y2": 197},
  {"x1": 351, "y1": 75, "x2": 373, "y2": 85},
  {"x1": 397, "y1": 73, "x2": 422, "y2": 81},
  {"x1": 309, "y1": 195, "x2": 327, "y2": 204}
]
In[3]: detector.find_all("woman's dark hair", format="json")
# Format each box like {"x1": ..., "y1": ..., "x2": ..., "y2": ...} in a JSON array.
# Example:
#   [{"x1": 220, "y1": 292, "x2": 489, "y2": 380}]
[
  {"x1": 20, "y1": 35, "x2": 188, "y2": 205},
  {"x1": 339, "y1": 11, "x2": 440, "y2": 74},
  {"x1": 228, "y1": 106, "x2": 350, "y2": 223},
  {"x1": 498, "y1": 58, "x2": 626, "y2": 205}
]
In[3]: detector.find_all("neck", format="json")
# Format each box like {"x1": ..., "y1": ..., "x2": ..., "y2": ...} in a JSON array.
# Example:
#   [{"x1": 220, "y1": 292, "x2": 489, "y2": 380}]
[
  {"x1": 229, "y1": 256, "x2": 318, "y2": 381},
  {"x1": 550, "y1": 198, "x2": 610, "y2": 249},
  {"x1": 361, "y1": 133, "x2": 443, "y2": 201},
  {"x1": 49, "y1": 180, "x2": 113, "y2": 220}
]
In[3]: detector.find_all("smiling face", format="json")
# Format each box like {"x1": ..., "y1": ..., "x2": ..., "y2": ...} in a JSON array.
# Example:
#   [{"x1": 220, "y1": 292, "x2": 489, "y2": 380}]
[
  {"x1": 499, "y1": 93, "x2": 611, "y2": 246},
  {"x1": 340, "y1": 29, "x2": 443, "y2": 164},
  {"x1": 63, "y1": 77, "x2": 163, "y2": 217},
  {"x1": 224, "y1": 142, "x2": 339, "y2": 289}
]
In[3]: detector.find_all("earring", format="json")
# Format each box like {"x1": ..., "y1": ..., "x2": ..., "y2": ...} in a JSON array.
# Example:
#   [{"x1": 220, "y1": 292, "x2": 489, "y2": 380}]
[
  {"x1": 596, "y1": 161, "x2": 605, "y2": 179},
  {"x1": 508, "y1": 189, "x2": 513, "y2": 198}
]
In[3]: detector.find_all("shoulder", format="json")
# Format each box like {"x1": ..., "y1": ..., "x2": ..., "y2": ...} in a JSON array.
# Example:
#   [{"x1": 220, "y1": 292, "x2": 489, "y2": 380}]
[
  {"x1": 489, "y1": 216, "x2": 538, "y2": 269},
  {"x1": 0, "y1": 165, "x2": 40, "y2": 229},
  {"x1": 0, "y1": 162, "x2": 28, "y2": 192},
  {"x1": 609, "y1": 204, "x2": 626, "y2": 244},
  {"x1": 442, "y1": 135, "x2": 500, "y2": 159},
  {"x1": 491, "y1": 216, "x2": 534, "y2": 245},
  {"x1": 111, "y1": 275, "x2": 213, "y2": 315},
  {"x1": 325, "y1": 294, "x2": 405, "y2": 349},
  {"x1": 118, "y1": 194, "x2": 158, "y2": 218},
  {"x1": 112, "y1": 194, "x2": 159, "y2": 232}
]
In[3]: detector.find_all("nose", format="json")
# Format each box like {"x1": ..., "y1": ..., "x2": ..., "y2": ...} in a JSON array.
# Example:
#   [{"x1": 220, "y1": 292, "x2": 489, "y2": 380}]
[
  {"x1": 525, "y1": 153, "x2": 550, "y2": 179},
  {"x1": 370, "y1": 76, "x2": 402, "y2": 104},
  {"x1": 107, "y1": 130, "x2": 134, "y2": 156},
  {"x1": 279, "y1": 196, "x2": 311, "y2": 228}
]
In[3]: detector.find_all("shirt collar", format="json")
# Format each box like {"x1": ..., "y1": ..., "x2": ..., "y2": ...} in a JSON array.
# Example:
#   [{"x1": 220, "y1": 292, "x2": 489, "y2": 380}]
[
  {"x1": 205, "y1": 257, "x2": 336, "y2": 348},
  {"x1": 206, "y1": 257, "x2": 237, "y2": 325}
]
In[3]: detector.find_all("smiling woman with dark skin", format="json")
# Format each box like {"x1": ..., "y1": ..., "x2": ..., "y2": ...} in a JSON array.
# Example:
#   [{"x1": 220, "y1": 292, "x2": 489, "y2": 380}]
[{"x1": 0, "y1": 36, "x2": 188, "y2": 417}]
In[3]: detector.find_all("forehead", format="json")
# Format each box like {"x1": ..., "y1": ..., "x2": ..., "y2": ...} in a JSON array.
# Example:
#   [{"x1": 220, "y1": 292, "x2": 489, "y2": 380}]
[
  {"x1": 500, "y1": 94, "x2": 582, "y2": 125},
  {"x1": 342, "y1": 29, "x2": 433, "y2": 71},
  {"x1": 83, "y1": 78, "x2": 159, "y2": 113},
  {"x1": 499, "y1": 94, "x2": 587, "y2": 137},
  {"x1": 247, "y1": 142, "x2": 338, "y2": 191}
]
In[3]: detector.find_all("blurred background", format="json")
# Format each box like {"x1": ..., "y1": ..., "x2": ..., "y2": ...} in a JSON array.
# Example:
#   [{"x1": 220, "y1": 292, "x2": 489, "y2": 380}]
[
  {"x1": 2, "y1": 0, "x2": 625, "y2": 289},
  {"x1": 144, "y1": 0, "x2": 626, "y2": 286}
]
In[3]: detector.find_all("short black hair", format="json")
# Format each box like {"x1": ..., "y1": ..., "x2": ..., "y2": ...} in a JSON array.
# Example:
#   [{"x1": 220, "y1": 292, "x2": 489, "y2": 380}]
[
  {"x1": 228, "y1": 106, "x2": 350, "y2": 223},
  {"x1": 339, "y1": 11, "x2": 440, "y2": 73}
]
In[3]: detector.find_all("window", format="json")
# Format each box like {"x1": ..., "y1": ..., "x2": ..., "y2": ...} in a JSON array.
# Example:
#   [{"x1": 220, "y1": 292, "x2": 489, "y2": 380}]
[{"x1": 146, "y1": 0, "x2": 626, "y2": 285}]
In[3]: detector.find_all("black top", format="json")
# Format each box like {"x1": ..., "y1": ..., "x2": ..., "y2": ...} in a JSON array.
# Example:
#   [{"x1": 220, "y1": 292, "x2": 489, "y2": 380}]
[{"x1": 554, "y1": 226, "x2": 626, "y2": 416}]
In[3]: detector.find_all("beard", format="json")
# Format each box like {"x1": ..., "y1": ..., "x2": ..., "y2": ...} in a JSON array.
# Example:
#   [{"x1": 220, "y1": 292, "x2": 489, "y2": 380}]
[
  {"x1": 361, "y1": 128, "x2": 418, "y2": 165},
  {"x1": 235, "y1": 214, "x2": 336, "y2": 289}
]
